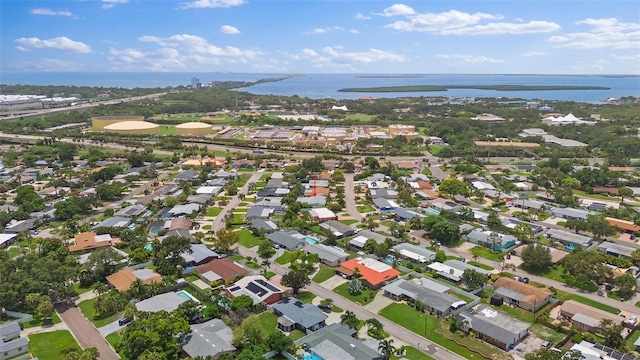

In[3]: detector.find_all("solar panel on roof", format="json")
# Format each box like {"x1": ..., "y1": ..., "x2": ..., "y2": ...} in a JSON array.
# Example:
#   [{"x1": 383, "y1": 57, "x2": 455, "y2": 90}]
[
  {"x1": 246, "y1": 282, "x2": 267, "y2": 296},
  {"x1": 228, "y1": 286, "x2": 240, "y2": 292},
  {"x1": 256, "y1": 279, "x2": 280, "y2": 292}
]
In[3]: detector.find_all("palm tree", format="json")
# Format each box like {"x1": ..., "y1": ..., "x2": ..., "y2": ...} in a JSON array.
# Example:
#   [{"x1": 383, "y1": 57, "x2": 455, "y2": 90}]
[
  {"x1": 128, "y1": 279, "x2": 147, "y2": 299},
  {"x1": 365, "y1": 318, "x2": 384, "y2": 337},
  {"x1": 340, "y1": 310, "x2": 359, "y2": 330},
  {"x1": 378, "y1": 339, "x2": 396, "y2": 360},
  {"x1": 260, "y1": 259, "x2": 271, "y2": 275}
]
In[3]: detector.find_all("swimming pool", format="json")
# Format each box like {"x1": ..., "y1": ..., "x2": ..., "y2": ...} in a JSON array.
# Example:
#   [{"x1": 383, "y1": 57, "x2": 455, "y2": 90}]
[
  {"x1": 301, "y1": 353, "x2": 322, "y2": 360},
  {"x1": 425, "y1": 208, "x2": 440, "y2": 216},
  {"x1": 175, "y1": 290, "x2": 200, "y2": 303},
  {"x1": 304, "y1": 237, "x2": 319, "y2": 244},
  {"x1": 145, "y1": 243, "x2": 153, "y2": 251}
]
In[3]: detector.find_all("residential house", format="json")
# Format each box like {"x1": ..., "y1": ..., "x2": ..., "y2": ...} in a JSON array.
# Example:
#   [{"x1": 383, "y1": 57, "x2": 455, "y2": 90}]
[
  {"x1": 135, "y1": 292, "x2": 188, "y2": 313},
  {"x1": 370, "y1": 189, "x2": 398, "y2": 199},
  {"x1": 303, "y1": 243, "x2": 349, "y2": 267},
  {"x1": 186, "y1": 194, "x2": 212, "y2": 205},
  {"x1": 257, "y1": 186, "x2": 290, "y2": 197},
  {"x1": 249, "y1": 218, "x2": 279, "y2": 233},
  {"x1": 68, "y1": 232, "x2": 120, "y2": 252},
  {"x1": 551, "y1": 207, "x2": 593, "y2": 221},
  {"x1": 168, "y1": 203, "x2": 201, "y2": 217},
  {"x1": 93, "y1": 216, "x2": 131, "y2": 229},
  {"x1": 559, "y1": 300, "x2": 621, "y2": 333},
  {"x1": 0, "y1": 322, "x2": 28, "y2": 360},
  {"x1": 492, "y1": 277, "x2": 553, "y2": 311},
  {"x1": 444, "y1": 260, "x2": 492, "y2": 277},
  {"x1": 4, "y1": 219, "x2": 36, "y2": 234},
  {"x1": 391, "y1": 243, "x2": 435, "y2": 264},
  {"x1": 382, "y1": 278, "x2": 466, "y2": 318},
  {"x1": 463, "y1": 229, "x2": 517, "y2": 252},
  {"x1": 308, "y1": 208, "x2": 337, "y2": 222},
  {"x1": 598, "y1": 241, "x2": 635, "y2": 259},
  {"x1": 574, "y1": 341, "x2": 638, "y2": 360},
  {"x1": 195, "y1": 186, "x2": 223, "y2": 196},
  {"x1": 224, "y1": 275, "x2": 285, "y2": 305},
  {"x1": 296, "y1": 195, "x2": 328, "y2": 207},
  {"x1": 457, "y1": 306, "x2": 530, "y2": 350},
  {"x1": 245, "y1": 206, "x2": 275, "y2": 220},
  {"x1": 545, "y1": 228, "x2": 593, "y2": 249},
  {"x1": 373, "y1": 198, "x2": 399, "y2": 211},
  {"x1": 266, "y1": 230, "x2": 307, "y2": 251},
  {"x1": 272, "y1": 298, "x2": 327, "y2": 333},
  {"x1": 181, "y1": 244, "x2": 220, "y2": 267},
  {"x1": 196, "y1": 258, "x2": 248, "y2": 286},
  {"x1": 181, "y1": 319, "x2": 235, "y2": 359},
  {"x1": 606, "y1": 217, "x2": 640, "y2": 234},
  {"x1": 214, "y1": 170, "x2": 238, "y2": 179},
  {"x1": 303, "y1": 187, "x2": 330, "y2": 197},
  {"x1": 0, "y1": 234, "x2": 18, "y2": 249},
  {"x1": 176, "y1": 169, "x2": 199, "y2": 181},
  {"x1": 168, "y1": 217, "x2": 192, "y2": 231},
  {"x1": 336, "y1": 258, "x2": 400, "y2": 289},
  {"x1": 427, "y1": 262, "x2": 465, "y2": 283},
  {"x1": 106, "y1": 268, "x2": 162, "y2": 292},
  {"x1": 294, "y1": 323, "x2": 383, "y2": 360},
  {"x1": 348, "y1": 232, "x2": 388, "y2": 251},
  {"x1": 319, "y1": 220, "x2": 355, "y2": 238},
  {"x1": 391, "y1": 208, "x2": 426, "y2": 222},
  {"x1": 115, "y1": 204, "x2": 148, "y2": 218}
]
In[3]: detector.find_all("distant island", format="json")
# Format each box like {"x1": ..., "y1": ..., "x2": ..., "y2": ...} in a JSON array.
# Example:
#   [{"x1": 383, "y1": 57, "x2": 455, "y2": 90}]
[
  {"x1": 354, "y1": 75, "x2": 423, "y2": 79},
  {"x1": 337, "y1": 84, "x2": 611, "y2": 92}
]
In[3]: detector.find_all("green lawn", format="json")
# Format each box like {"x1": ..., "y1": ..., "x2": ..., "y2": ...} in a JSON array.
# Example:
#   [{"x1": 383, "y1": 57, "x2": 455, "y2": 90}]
[
  {"x1": 469, "y1": 246, "x2": 505, "y2": 262},
  {"x1": 339, "y1": 219, "x2": 358, "y2": 225},
  {"x1": 11, "y1": 304, "x2": 62, "y2": 329},
  {"x1": 345, "y1": 113, "x2": 376, "y2": 122},
  {"x1": 392, "y1": 346, "x2": 436, "y2": 360},
  {"x1": 245, "y1": 261, "x2": 260, "y2": 269},
  {"x1": 312, "y1": 264, "x2": 336, "y2": 283},
  {"x1": 205, "y1": 208, "x2": 222, "y2": 217},
  {"x1": 357, "y1": 205, "x2": 375, "y2": 213},
  {"x1": 429, "y1": 145, "x2": 444, "y2": 156},
  {"x1": 236, "y1": 229, "x2": 264, "y2": 248},
  {"x1": 159, "y1": 125, "x2": 176, "y2": 135},
  {"x1": 105, "y1": 332, "x2": 122, "y2": 349},
  {"x1": 258, "y1": 312, "x2": 279, "y2": 337},
  {"x1": 626, "y1": 329, "x2": 640, "y2": 352},
  {"x1": 380, "y1": 303, "x2": 495, "y2": 360},
  {"x1": 275, "y1": 251, "x2": 292, "y2": 265},
  {"x1": 265, "y1": 271, "x2": 276, "y2": 279},
  {"x1": 530, "y1": 323, "x2": 567, "y2": 344},
  {"x1": 232, "y1": 255, "x2": 244, "y2": 261},
  {"x1": 334, "y1": 282, "x2": 379, "y2": 305},
  {"x1": 29, "y1": 330, "x2": 81, "y2": 360},
  {"x1": 289, "y1": 329, "x2": 306, "y2": 341},
  {"x1": 78, "y1": 298, "x2": 122, "y2": 328},
  {"x1": 554, "y1": 289, "x2": 621, "y2": 314},
  {"x1": 573, "y1": 189, "x2": 620, "y2": 201},
  {"x1": 466, "y1": 261, "x2": 494, "y2": 270},
  {"x1": 73, "y1": 282, "x2": 94, "y2": 295},
  {"x1": 296, "y1": 291, "x2": 316, "y2": 303}
]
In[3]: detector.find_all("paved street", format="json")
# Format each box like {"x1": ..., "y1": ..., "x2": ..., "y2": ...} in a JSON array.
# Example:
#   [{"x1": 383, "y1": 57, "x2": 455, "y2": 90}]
[
  {"x1": 55, "y1": 302, "x2": 119, "y2": 360},
  {"x1": 212, "y1": 172, "x2": 262, "y2": 233},
  {"x1": 344, "y1": 173, "x2": 364, "y2": 221}
]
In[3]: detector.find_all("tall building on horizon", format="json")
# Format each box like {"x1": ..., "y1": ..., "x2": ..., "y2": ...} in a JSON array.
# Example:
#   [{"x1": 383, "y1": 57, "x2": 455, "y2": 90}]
[{"x1": 191, "y1": 77, "x2": 201, "y2": 89}]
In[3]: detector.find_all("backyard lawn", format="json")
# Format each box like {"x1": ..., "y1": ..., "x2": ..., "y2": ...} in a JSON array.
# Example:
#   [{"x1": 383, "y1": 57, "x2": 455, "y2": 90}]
[
  {"x1": 236, "y1": 230, "x2": 264, "y2": 248},
  {"x1": 289, "y1": 330, "x2": 306, "y2": 341},
  {"x1": 334, "y1": 282, "x2": 378, "y2": 305},
  {"x1": 470, "y1": 246, "x2": 505, "y2": 262},
  {"x1": 312, "y1": 264, "x2": 336, "y2": 283},
  {"x1": 11, "y1": 304, "x2": 62, "y2": 329},
  {"x1": 78, "y1": 298, "x2": 122, "y2": 328},
  {"x1": 258, "y1": 312, "x2": 279, "y2": 337},
  {"x1": 275, "y1": 251, "x2": 292, "y2": 265},
  {"x1": 29, "y1": 330, "x2": 81, "y2": 360}
]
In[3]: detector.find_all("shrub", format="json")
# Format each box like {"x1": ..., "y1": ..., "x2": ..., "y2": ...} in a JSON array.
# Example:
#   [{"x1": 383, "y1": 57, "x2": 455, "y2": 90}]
[{"x1": 348, "y1": 279, "x2": 363, "y2": 296}]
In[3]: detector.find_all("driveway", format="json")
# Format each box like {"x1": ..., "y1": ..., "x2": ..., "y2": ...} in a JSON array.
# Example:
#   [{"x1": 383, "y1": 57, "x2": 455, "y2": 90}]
[
  {"x1": 363, "y1": 292, "x2": 395, "y2": 313},
  {"x1": 97, "y1": 319, "x2": 128, "y2": 337},
  {"x1": 55, "y1": 302, "x2": 119, "y2": 360},
  {"x1": 318, "y1": 275, "x2": 348, "y2": 290}
]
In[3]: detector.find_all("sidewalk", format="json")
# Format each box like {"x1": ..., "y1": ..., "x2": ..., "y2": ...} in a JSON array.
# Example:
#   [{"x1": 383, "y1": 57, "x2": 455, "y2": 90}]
[{"x1": 21, "y1": 322, "x2": 69, "y2": 336}]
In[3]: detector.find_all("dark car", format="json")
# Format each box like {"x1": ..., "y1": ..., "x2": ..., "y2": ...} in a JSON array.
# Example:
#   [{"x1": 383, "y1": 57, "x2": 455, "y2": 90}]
[
  {"x1": 522, "y1": 277, "x2": 530, "y2": 284},
  {"x1": 118, "y1": 317, "x2": 131, "y2": 326},
  {"x1": 317, "y1": 305, "x2": 332, "y2": 313}
]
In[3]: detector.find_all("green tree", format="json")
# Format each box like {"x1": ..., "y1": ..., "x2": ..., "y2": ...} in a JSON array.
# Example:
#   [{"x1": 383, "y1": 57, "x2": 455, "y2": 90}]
[
  {"x1": 461, "y1": 269, "x2": 487, "y2": 291},
  {"x1": 152, "y1": 235, "x2": 191, "y2": 277},
  {"x1": 266, "y1": 331, "x2": 293, "y2": 353},
  {"x1": 618, "y1": 186, "x2": 634, "y2": 203},
  {"x1": 119, "y1": 310, "x2": 190, "y2": 360},
  {"x1": 587, "y1": 215, "x2": 617, "y2": 240},
  {"x1": 257, "y1": 241, "x2": 276, "y2": 258},
  {"x1": 340, "y1": 310, "x2": 359, "y2": 330},
  {"x1": 615, "y1": 273, "x2": 636, "y2": 300},
  {"x1": 281, "y1": 270, "x2": 310, "y2": 296},
  {"x1": 214, "y1": 228, "x2": 239, "y2": 254},
  {"x1": 378, "y1": 339, "x2": 397, "y2": 360},
  {"x1": 521, "y1": 244, "x2": 553, "y2": 273},
  {"x1": 512, "y1": 223, "x2": 535, "y2": 244},
  {"x1": 599, "y1": 319, "x2": 624, "y2": 350},
  {"x1": 565, "y1": 218, "x2": 588, "y2": 234},
  {"x1": 230, "y1": 294, "x2": 254, "y2": 312},
  {"x1": 236, "y1": 345, "x2": 267, "y2": 360},
  {"x1": 438, "y1": 178, "x2": 470, "y2": 197},
  {"x1": 14, "y1": 185, "x2": 45, "y2": 213},
  {"x1": 37, "y1": 296, "x2": 54, "y2": 318},
  {"x1": 348, "y1": 278, "x2": 364, "y2": 296},
  {"x1": 232, "y1": 314, "x2": 265, "y2": 349}
]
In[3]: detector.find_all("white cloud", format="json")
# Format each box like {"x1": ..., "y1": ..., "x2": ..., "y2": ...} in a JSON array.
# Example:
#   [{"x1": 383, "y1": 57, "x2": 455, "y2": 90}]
[
  {"x1": 220, "y1": 25, "x2": 240, "y2": 34},
  {"x1": 436, "y1": 54, "x2": 504, "y2": 64},
  {"x1": 549, "y1": 18, "x2": 640, "y2": 49},
  {"x1": 305, "y1": 26, "x2": 344, "y2": 35},
  {"x1": 378, "y1": 4, "x2": 415, "y2": 17},
  {"x1": 350, "y1": 29, "x2": 360, "y2": 34},
  {"x1": 138, "y1": 34, "x2": 260, "y2": 58},
  {"x1": 15, "y1": 46, "x2": 30, "y2": 52},
  {"x1": 178, "y1": 0, "x2": 246, "y2": 10},
  {"x1": 109, "y1": 47, "x2": 185, "y2": 71},
  {"x1": 15, "y1": 36, "x2": 92, "y2": 53},
  {"x1": 8, "y1": 58, "x2": 84, "y2": 71},
  {"x1": 610, "y1": 53, "x2": 640, "y2": 61},
  {"x1": 385, "y1": 10, "x2": 500, "y2": 32},
  {"x1": 101, "y1": 0, "x2": 128, "y2": 10},
  {"x1": 288, "y1": 46, "x2": 404, "y2": 67},
  {"x1": 354, "y1": 13, "x2": 371, "y2": 20},
  {"x1": 30, "y1": 8, "x2": 77, "y2": 18},
  {"x1": 442, "y1": 20, "x2": 560, "y2": 35},
  {"x1": 523, "y1": 51, "x2": 548, "y2": 57}
]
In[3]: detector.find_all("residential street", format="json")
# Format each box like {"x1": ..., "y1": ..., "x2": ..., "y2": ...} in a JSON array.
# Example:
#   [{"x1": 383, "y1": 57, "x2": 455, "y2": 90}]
[
  {"x1": 55, "y1": 302, "x2": 119, "y2": 360},
  {"x1": 343, "y1": 173, "x2": 364, "y2": 221},
  {"x1": 235, "y1": 245, "x2": 465, "y2": 360},
  {"x1": 211, "y1": 172, "x2": 262, "y2": 233}
]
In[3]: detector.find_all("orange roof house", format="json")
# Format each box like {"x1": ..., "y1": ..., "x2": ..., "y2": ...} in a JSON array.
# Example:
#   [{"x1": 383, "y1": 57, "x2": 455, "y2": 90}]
[
  {"x1": 68, "y1": 232, "x2": 120, "y2": 252},
  {"x1": 337, "y1": 258, "x2": 399, "y2": 289},
  {"x1": 196, "y1": 258, "x2": 249, "y2": 285},
  {"x1": 493, "y1": 277, "x2": 553, "y2": 312},
  {"x1": 606, "y1": 217, "x2": 640, "y2": 233},
  {"x1": 106, "y1": 268, "x2": 162, "y2": 292},
  {"x1": 304, "y1": 187, "x2": 330, "y2": 197}
]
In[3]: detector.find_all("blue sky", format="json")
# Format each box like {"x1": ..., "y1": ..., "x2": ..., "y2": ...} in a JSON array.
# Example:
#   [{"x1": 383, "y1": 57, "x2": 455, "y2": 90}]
[{"x1": 1, "y1": 0, "x2": 639, "y2": 74}]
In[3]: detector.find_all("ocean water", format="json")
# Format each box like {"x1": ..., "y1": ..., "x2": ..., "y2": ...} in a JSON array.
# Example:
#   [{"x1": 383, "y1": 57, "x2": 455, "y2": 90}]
[{"x1": 1, "y1": 72, "x2": 639, "y2": 103}]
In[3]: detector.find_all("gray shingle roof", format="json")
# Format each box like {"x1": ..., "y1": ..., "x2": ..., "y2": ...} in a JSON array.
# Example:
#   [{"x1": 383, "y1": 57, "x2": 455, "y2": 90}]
[
  {"x1": 181, "y1": 319, "x2": 235, "y2": 358},
  {"x1": 272, "y1": 298, "x2": 327, "y2": 329},
  {"x1": 294, "y1": 323, "x2": 382, "y2": 360}
]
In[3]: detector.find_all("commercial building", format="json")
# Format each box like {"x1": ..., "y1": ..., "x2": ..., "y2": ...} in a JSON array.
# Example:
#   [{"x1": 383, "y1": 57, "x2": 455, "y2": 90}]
[
  {"x1": 175, "y1": 122, "x2": 213, "y2": 135},
  {"x1": 91, "y1": 115, "x2": 145, "y2": 130},
  {"x1": 104, "y1": 121, "x2": 159, "y2": 135}
]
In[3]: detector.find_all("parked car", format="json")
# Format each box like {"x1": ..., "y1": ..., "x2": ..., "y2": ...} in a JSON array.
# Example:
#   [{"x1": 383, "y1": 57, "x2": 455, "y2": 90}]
[
  {"x1": 541, "y1": 341, "x2": 551, "y2": 349},
  {"x1": 318, "y1": 304, "x2": 332, "y2": 313},
  {"x1": 522, "y1": 277, "x2": 530, "y2": 284},
  {"x1": 194, "y1": 224, "x2": 200, "y2": 230},
  {"x1": 118, "y1": 317, "x2": 131, "y2": 326}
]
